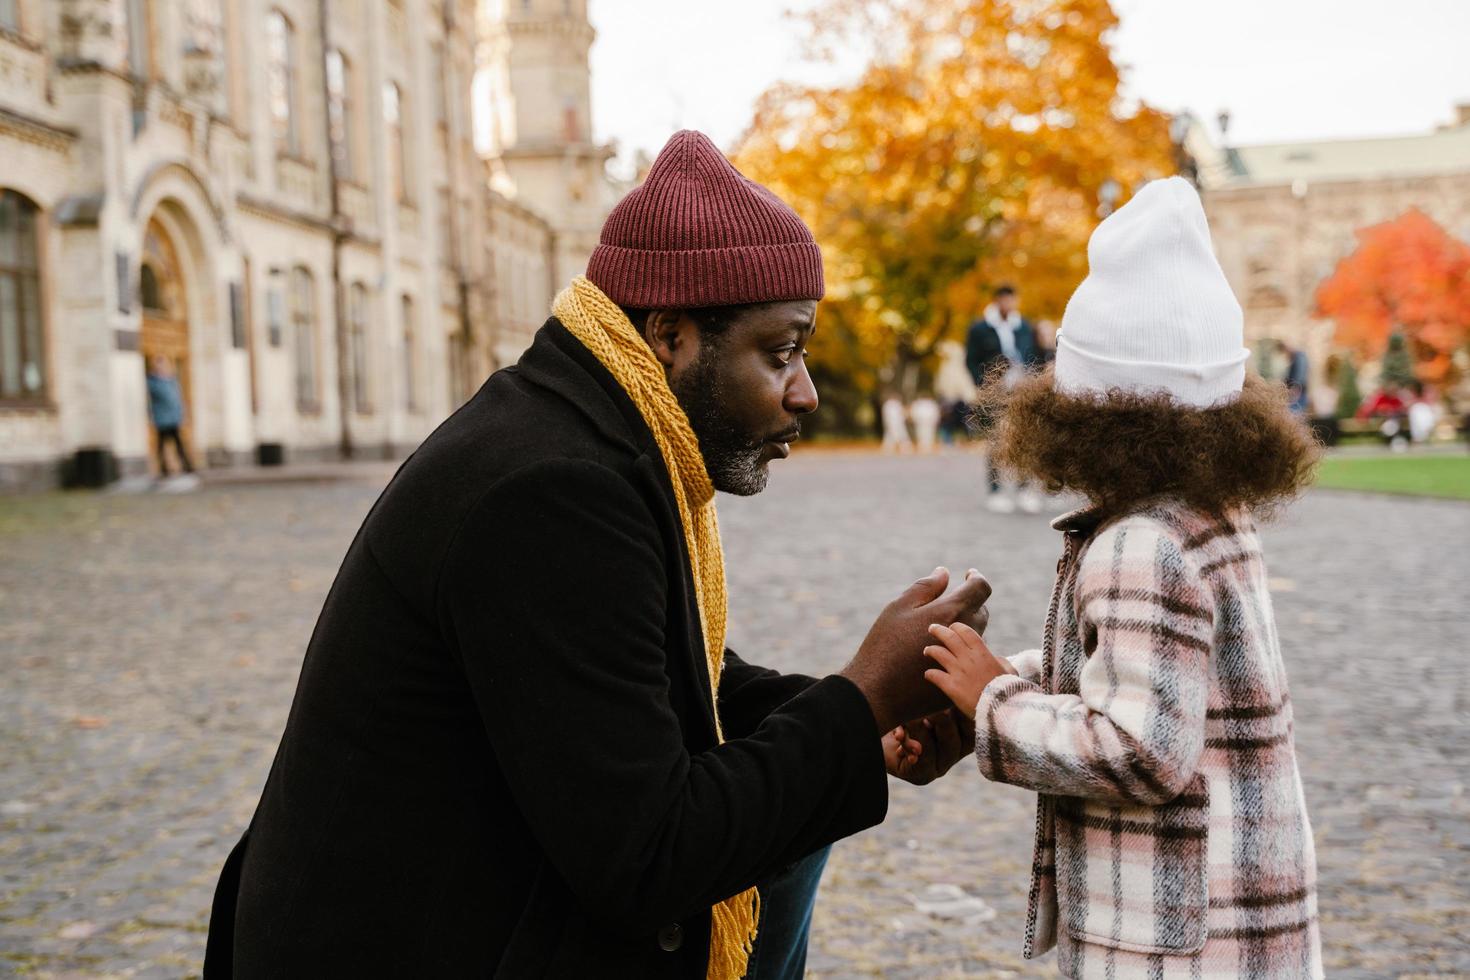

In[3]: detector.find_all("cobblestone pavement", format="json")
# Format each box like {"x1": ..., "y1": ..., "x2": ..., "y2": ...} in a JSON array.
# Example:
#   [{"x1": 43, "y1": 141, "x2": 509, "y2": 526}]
[{"x1": 2, "y1": 452, "x2": 1467, "y2": 978}]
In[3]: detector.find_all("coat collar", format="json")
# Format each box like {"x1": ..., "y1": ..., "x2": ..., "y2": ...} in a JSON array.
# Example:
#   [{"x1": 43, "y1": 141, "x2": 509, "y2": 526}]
[
  {"x1": 1050, "y1": 505, "x2": 1106, "y2": 536},
  {"x1": 513, "y1": 317, "x2": 654, "y2": 455}
]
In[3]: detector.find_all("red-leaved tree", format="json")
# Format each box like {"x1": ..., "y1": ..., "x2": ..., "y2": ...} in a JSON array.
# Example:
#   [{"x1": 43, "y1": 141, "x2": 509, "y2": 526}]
[{"x1": 1315, "y1": 208, "x2": 1470, "y2": 387}]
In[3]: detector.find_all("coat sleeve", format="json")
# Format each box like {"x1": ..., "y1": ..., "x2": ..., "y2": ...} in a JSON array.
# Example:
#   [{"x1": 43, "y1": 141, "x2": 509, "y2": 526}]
[
  {"x1": 964, "y1": 322, "x2": 987, "y2": 385},
  {"x1": 973, "y1": 520, "x2": 1214, "y2": 806},
  {"x1": 717, "y1": 650, "x2": 819, "y2": 741},
  {"x1": 1006, "y1": 648, "x2": 1044, "y2": 685},
  {"x1": 436, "y1": 458, "x2": 887, "y2": 935}
]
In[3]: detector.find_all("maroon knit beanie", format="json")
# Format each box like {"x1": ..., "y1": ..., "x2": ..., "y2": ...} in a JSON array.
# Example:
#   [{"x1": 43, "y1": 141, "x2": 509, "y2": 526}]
[{"x1": 586, "y1": 130, "x2": 825, "y2": 309}]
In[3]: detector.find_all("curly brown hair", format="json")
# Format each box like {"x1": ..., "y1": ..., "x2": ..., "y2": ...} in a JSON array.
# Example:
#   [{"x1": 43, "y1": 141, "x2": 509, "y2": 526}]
[{"x1": 975, "y1": 367, "x2": 1322, "y2": 518}]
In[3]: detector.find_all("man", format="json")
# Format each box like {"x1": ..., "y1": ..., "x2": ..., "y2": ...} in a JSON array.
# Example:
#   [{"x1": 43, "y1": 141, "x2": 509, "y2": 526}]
[
  {"x1": 966, "y1": 284, "x2": 1045, "y2": 513},
  {"x1": 204, "y1": 131, "x2": 991, "y2": 979},
  {"x1": 146, "y1": 355, "x2": 194, "y2": 477},
  {"x1": 1277, "y1": 338, "x2": 1310, "y2": 415}
]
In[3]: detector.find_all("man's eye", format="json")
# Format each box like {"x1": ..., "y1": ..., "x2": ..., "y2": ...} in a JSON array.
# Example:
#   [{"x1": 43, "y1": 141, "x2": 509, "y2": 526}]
[{"x1": 772, "y1": 347, "x2": 797, "y2": 365}]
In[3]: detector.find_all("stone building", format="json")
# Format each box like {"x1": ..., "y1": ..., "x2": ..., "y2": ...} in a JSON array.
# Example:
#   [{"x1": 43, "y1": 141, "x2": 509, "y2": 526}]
[
  {"x1": 1182, "y1": 104, "x2": 1470, "y2": 410},
  {"x1": 481, "y1": 0, "x2": 614, "y2": 295},
  {"x1": 0, "y1": 0, "x2": 613, "y2": 490}
]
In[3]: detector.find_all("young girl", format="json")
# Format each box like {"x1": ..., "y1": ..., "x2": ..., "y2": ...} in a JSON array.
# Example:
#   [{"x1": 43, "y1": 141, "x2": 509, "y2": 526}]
[{"x1": 924, "y1": 177, "x2": 1324, "y2": 978}]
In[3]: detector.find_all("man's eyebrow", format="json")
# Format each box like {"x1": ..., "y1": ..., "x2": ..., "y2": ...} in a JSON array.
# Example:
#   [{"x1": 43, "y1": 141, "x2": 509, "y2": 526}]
[{"x1": 760, "y1": 320, "x2": 809, "y2": 339}]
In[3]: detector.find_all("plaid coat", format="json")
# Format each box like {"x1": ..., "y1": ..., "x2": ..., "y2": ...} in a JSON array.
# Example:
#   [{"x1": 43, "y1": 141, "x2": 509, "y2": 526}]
[{"x1": 975, "y1": 500, "x2": 1322, "y2": 979}]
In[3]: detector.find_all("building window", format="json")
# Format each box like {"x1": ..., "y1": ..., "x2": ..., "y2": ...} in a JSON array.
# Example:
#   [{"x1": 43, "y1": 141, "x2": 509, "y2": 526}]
[
  {"x1": 430, "y1": 41, "x2": 447, "y2": 126},
  {"x1": 125, "y1": 0, "x2": 152, "y2": 78},
  {"x1": 562, "y1": 98, "x2": 579, "y2": 142},
  {"x1": 401, "y1": 294, "x2": 417, "y2": 412},
  {"x1": 266, "y1": 11, "x2": 298, "y2": 156},
  {"x1": 291, "y1": 267, "x2": 317, "y2": 410},
  {"x1": 448, "y1": 327, "x2": 466, "y2": 406},
  {"x1": 325, "y1": 48, "x2": 354, "y2": 180},
  {"x1": 384, "y1": 82, "x2": 410, "y2": 202},
  {"x1": 0, "y1": 190, "x2": 46, "y2": 402},
  {"x1": 436, "y1": 186, "x2": 453, "y2": 262},
  {"x1": 348, "y1": 282, "x2": 372, "y2": 414}
]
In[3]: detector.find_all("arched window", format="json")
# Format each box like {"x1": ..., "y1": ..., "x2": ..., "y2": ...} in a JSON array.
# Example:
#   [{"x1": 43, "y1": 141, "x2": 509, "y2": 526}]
[
  {"x1": 384, "y1": 81, "x2": 410, "y2": 202},
  {"x1": 325, "y1": 48, "x2": 354, "y2": 179},
  {"x1": 0, "y1": 190, "x2": 46, "y2": 401},
  {"x1": 400, "y1": 294, "x2": 417, "y2": 412},
  {"x1": 290, "y1": 267, "x2": 317, "y2": 410},
  {"x1": 266, "y1": 11, "x2": 298, "y2": 155},
  {"x1": 348, "y1": 282, "x2": 372, "y2": 414}
]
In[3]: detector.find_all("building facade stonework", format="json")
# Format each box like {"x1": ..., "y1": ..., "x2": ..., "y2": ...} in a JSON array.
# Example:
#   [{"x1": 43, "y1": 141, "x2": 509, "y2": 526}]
[
  {"x1": 0, "y1": 0, "x2": 612, "y2": 490},
  {"x1": 1183, "y1": 105, "x2": 1470, "y2": 410}
]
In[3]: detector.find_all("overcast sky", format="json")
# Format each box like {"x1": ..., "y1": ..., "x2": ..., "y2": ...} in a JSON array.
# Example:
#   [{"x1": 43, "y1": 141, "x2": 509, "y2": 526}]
[{"x1": 586, "y1": 0, "x2": 1470, "y2": 174}]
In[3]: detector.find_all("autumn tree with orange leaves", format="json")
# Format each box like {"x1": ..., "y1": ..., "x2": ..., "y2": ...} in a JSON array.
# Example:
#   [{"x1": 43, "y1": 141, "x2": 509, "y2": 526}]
[
  {"x1": 734, "y1": 0, "x2": 1175, "y2": 428},
  {"x1": 1315, "y1": 208, "x2": 1470, "y2": 389}
]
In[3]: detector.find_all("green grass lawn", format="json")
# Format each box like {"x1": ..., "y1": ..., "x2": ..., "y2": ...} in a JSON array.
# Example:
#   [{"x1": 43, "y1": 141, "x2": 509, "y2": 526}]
[{"x1": 1314, "y1": 453, "x2": 1470, "y2": 501}]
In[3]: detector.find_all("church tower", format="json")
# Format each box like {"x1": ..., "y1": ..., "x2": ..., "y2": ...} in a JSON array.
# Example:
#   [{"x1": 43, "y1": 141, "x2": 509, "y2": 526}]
[{"x1": 485, "y1": 0, "x2": 615, "y2": 288}]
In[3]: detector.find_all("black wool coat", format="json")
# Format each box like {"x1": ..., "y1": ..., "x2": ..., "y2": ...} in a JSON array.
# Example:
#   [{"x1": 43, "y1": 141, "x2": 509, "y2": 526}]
[
  {"x1": 204, "y1": 319, "x2": 889, "y2": 978},
  {"x1": 964, "y1": 316, "x2": 1043, "y2": 385}
]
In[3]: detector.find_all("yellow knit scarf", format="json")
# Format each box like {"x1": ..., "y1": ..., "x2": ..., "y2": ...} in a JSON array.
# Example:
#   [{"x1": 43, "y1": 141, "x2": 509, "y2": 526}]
[{"x1": 553, "y1": 276, "x2": 758, "y2": 980}]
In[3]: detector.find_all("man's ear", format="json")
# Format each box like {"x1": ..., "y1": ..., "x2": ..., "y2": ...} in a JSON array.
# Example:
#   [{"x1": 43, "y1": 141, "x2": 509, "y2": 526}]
[{"x1": 643, "y1": 309, "x2": 692, "y2": 370}]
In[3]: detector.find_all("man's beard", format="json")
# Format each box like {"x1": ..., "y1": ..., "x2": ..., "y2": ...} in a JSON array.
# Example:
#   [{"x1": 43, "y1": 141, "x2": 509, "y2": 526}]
[{"x1": 670, "y1": 346, "x2": 773, "y2": 497}]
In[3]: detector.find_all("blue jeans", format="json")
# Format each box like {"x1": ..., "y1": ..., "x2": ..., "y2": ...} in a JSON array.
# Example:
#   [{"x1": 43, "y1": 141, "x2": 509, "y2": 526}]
[{"x1": 744, "y1": 845, "x2": 831, "y2": 980}]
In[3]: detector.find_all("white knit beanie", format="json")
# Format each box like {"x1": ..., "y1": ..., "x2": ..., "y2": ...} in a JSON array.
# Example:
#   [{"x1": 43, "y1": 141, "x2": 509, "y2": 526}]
[{"x1": 1054, "y1": 176, "x2": 1249, "y2": 408}]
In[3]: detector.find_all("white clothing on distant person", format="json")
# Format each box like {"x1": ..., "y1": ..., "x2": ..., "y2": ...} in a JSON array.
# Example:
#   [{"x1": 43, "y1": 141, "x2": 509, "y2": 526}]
[
  {"x1": 983, "y1": 303, "x2": 1027, "y2": 389},
  {"x1": 881, "y1": 397, "x2": 913, "y2": 453},
  {"x1": 909, "y1": 397, "x2": 941, "y2": 454},
  {"x1": 1409, "y1": 399, "x2": 1438, "y2": 443}
]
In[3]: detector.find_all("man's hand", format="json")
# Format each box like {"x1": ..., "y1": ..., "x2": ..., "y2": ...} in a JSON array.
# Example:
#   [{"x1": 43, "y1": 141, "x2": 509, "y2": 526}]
[
  {"x1": 922, "y1": 622, "x2": 1015, "y2": 721},
  {"x1": 882, "y1": 709, "x2": 975, "y2": 786},
  {"x1": 840, "y1": 567, "x2": 992, "y2": 733}
]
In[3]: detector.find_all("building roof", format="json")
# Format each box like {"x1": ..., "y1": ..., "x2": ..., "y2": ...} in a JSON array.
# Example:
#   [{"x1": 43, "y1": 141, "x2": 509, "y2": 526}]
[{"x1": 1185, "y1": 106, "x2": 1470, "y2": 190}]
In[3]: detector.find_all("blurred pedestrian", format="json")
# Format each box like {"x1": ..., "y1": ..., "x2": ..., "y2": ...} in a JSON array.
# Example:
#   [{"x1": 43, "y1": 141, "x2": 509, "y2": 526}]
[
  {"x1": 1408, "y1": 382, "x2": 1440, "y2": 444},
  {"x1": 880, "y1": 392, "x2": 913, "y2": 453},
  {"x1": 910, "y1": 394, "x2": 941, "y2": 454},
  {"x1": 933, "y1": 340, "x2": 976, "y2": 445},
  {"x1": 146, "y1": 355, "x2": 194, "y2": 476},
  {"x1": 966, "y1": 284, "x2": 1045, "y2": 513},
  {"x1": 1277, "y1": 339, "x2": 1310, "y2": 415},
  {"x1": 1357, "y1": 383, "x2": 1411, "y2": 449}
]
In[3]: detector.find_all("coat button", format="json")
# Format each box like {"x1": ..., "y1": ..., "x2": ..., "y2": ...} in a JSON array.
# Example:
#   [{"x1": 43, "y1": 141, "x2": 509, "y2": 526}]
[{"x1": 656, "y1": 922, "x2": 683, "y2": 952}]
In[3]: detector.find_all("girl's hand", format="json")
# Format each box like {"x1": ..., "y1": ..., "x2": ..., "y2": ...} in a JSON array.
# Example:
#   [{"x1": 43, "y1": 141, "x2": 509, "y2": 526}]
[
  {"x1": 923, "y1": 622, "x2": 1015, "y2": 720},
  {"x1": 881, "y1": 710, "x2": 976, "y2": 785},
  {"x1": 882, "y1": 724, "x2": 922, "y2": 774}
]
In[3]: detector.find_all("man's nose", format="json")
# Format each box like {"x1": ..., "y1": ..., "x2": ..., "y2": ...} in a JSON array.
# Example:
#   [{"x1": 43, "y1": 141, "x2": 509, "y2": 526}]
[{"x1": 785, "y1": 358, "x2": 819, "y2": 416}]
